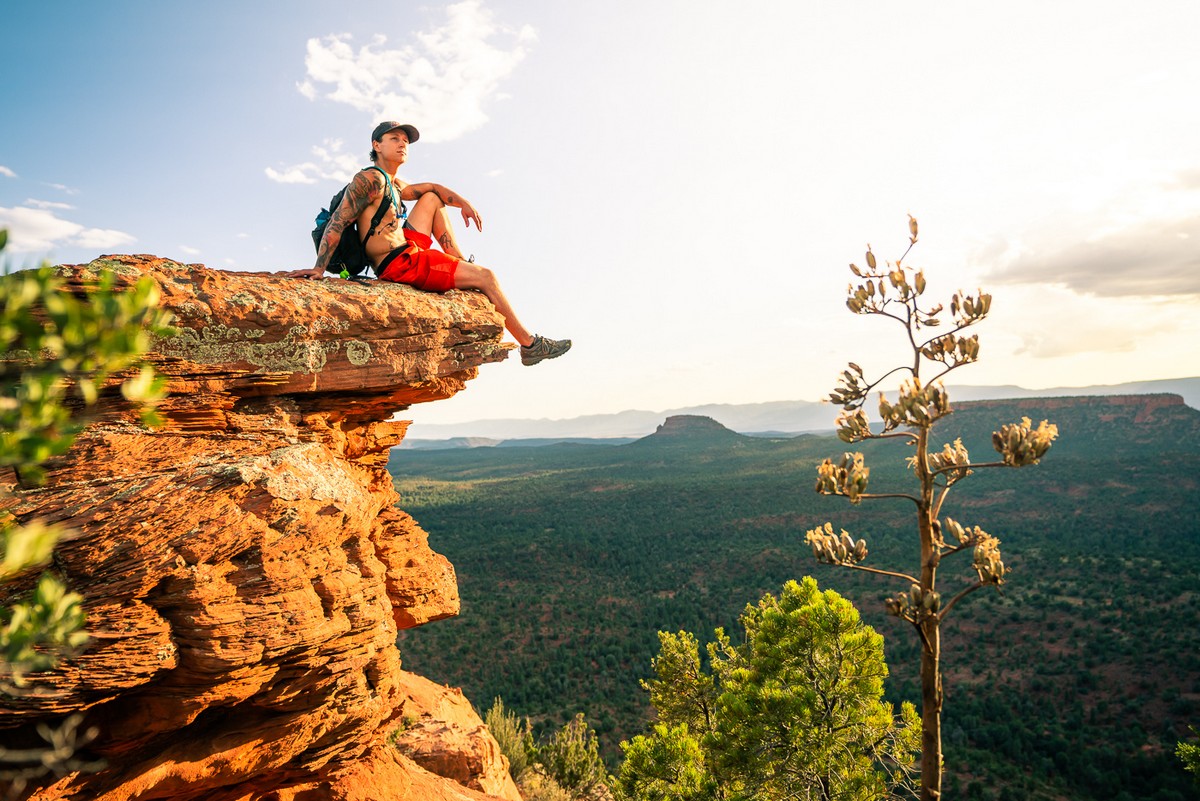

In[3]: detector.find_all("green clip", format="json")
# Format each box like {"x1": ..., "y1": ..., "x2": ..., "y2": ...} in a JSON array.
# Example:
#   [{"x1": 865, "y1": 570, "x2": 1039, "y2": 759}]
[{"x1": 339, "y1": 268, "x2": 350, "y2": 279}]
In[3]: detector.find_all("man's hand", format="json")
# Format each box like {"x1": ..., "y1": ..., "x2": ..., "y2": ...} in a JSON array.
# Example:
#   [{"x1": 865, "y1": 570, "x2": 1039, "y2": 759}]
[
  {"x1": 459, "y1": 199, "x2": 483, "y2": 232},
  {"x1": 279, "y1": 266, "x2": 326, "y2": 280}
]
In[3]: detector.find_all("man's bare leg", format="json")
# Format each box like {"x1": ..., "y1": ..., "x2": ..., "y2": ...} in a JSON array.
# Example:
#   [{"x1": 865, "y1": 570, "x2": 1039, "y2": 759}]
[
  {"x1": 409, "y1": 193, "x2": 569, "y2": 364},
  {"x1": 433, "y1": 208, "x2": 465, "y2": 259},
  {"x1": 407, "y1": 194, "x2": 465, "y2": 258},
  {"x1": 453, "y1": 262, "x2": 534, "y2": 347}
]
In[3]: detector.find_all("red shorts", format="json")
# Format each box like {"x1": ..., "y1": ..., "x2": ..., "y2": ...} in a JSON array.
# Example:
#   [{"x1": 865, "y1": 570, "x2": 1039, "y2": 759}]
[{"x1": 377, "y1": 229, "x2": 459, "y2": 292}]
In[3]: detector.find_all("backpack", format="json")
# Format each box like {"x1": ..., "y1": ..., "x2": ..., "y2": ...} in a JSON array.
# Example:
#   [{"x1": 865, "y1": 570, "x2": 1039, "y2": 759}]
[{"x1": 311, "y1": 166, "x2": 406, "y2": 278}]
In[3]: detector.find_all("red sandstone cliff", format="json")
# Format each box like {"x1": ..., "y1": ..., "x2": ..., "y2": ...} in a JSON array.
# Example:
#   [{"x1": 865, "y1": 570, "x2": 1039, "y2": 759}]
[{"x1": 0, "y1": 256, "x2": 520, "y2": 801}]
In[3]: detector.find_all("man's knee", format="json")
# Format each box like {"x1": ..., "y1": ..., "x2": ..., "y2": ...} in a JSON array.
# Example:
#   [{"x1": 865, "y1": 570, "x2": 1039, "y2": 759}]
[
  {"x1": 406, "y1": 193, "x2": 446, "y2": 235},
  {"x1": 414, "y1": 192, "x2": 446, "y2": 213},
  {"x1": 455, "y1": 262, "x2": 498, "y2": 291}
]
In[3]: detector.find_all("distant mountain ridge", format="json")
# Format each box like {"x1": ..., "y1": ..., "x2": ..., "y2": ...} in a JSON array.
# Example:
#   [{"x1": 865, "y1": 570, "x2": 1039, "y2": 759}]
[{"x1": 401, "y1": 377, "x2": 1200, "y2": 446}]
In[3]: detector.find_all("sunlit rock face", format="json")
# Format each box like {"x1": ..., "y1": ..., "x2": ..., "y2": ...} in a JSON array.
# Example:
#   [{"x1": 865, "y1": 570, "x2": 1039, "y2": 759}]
[{"x1": 1, "y1": 256, "x2": 516, "y2": 801}]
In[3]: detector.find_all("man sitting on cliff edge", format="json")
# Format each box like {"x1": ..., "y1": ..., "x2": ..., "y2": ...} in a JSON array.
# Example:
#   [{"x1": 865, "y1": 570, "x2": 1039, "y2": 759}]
[{"x1": 283, "y1": 121, "x2": 571, "y2": 367}]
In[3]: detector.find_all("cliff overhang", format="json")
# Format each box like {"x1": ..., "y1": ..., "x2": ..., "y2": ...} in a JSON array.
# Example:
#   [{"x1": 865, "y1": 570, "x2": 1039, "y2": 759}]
[{"x1": 0, "y1": 256, "x2": 518, "y2": 801}]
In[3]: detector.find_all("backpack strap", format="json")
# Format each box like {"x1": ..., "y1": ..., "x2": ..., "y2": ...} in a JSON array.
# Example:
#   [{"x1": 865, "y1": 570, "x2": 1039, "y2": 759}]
[{"x1": 362, "y1": 166, "x2": 405, "y2": 241}]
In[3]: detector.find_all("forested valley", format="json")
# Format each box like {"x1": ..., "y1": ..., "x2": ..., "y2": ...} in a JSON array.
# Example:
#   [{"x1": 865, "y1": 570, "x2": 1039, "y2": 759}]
[{"x1": 390, "y1": 395, "x2": 1200, "y2": 801}]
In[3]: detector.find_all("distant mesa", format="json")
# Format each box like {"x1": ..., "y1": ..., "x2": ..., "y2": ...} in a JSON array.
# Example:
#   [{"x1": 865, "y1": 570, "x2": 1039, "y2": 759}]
[
  {"x1": 424, "y1": 436, "x2": 504, "y2": 449},
  {"x1": 641, "y1": 414, "x2": 744, "y2": 442}
]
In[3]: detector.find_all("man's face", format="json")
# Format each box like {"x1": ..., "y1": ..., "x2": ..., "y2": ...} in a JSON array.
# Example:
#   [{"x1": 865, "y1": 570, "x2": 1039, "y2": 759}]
[{"x1": 375, "y1": 130, "x2": 410, "y2": 164}]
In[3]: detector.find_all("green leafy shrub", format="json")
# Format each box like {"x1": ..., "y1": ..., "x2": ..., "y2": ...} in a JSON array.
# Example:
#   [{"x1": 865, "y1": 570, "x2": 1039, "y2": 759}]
[
  {"x1": 519, "y1": 770, "x2": 574, "y2": 801},
  {"x1": 533, "y1": 712, "x2": 609, "y2": 799},
  {"x1": 1180, "y1": 726, "x2": 1200, "y2": 782},
  {"x1": 486, "y1": 696, "x2": 533, "y2": 780},
  {"x1": 486, "y1": 698, "x2": 610, "y2": 800},
  {"x1": 1, "y1": 230, "x2": 170, "y2": 790}
]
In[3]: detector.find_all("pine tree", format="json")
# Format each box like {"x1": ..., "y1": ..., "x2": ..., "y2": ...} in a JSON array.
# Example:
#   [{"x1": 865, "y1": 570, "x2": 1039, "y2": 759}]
[{"x1": 617, "y1": 578, "x2": 919, "y2": 801}]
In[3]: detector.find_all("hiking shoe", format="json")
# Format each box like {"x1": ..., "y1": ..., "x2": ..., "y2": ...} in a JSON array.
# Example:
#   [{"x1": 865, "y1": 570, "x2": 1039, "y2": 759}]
[{"x1": 520, "y1": 335, "x2": 572, "y2": 366}]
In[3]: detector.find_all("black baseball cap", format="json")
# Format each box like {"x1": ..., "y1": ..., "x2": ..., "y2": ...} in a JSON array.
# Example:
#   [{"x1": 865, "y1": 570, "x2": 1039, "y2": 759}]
[{"x1": 371, "y1": 121, "x2": 420, "y2": 143}]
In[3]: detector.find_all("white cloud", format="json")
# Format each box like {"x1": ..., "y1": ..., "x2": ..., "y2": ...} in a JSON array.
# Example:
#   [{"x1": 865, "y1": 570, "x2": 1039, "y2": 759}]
[
  {"x1": 25, "y1": 198, "x2": 74, "y2": 211},
  {"x1": 74, "y1": 227, "x2": 136, "y2": 250},
  {"x1": 265, "y1": 138, "x2": 364, "y2": 185},
  {"x1": 0, "y1": 166, "x2": 16, "y2": 179},
  {"x1": 269, "y1": 3, "x2": 533, "y2": 185},
  {"x1": 0, "y1": 206, "x2": 81, "y2": 251},
  {"x1": 979, "y1": 164, "x2": 1200, "y2": 299},
  {"x1": 1002, "y1": 287, "x2": 1148, "y2": 359},
  {"x1": 973, "y1": 281, "x2": 1200, "y2": 392},
  {"x1": 178, "y1": 245, "x2": 200, "y2": 256},
  {"x1": 265, "y1": 166, "x2": 318, "y2": 185},
  {"x1": 299, "y1": 1, "x2": 534, "y2": 143},
  {"x1": 42, "y1": 182, "x2": 79, "y2": 195},
  {"x1": 987, "y1": 214, "x2": 1200, "y2": 298},
  {"x1": 0, "y1": 205, "x2": 135, "y2": 253}
]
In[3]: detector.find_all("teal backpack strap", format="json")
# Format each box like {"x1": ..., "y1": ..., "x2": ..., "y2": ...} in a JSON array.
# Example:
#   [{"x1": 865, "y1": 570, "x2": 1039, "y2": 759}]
[{"x1": 367, "y1": 166, "x2": 405, "y2": 225}]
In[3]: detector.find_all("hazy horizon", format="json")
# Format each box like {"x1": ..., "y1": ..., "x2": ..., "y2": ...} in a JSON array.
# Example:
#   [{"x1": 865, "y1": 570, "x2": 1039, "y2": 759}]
[{"x1": 402, "y1": 376, "x2": 1200, "y2": 440}]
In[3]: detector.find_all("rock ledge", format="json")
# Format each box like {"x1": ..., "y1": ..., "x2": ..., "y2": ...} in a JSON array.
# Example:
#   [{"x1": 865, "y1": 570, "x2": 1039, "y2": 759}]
[{"x1": 0, "y1": 257, "x2": 516, "y2": 801}]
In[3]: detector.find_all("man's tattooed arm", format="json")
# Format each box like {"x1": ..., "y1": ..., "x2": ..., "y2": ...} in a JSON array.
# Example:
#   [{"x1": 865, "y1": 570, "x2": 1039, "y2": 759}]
[
  {"x1": 313, "y1": 171, "x2": 381, "y2": 273},
  {"x1": 401, "y1": 181, "x2": 483, "y2": 231}
]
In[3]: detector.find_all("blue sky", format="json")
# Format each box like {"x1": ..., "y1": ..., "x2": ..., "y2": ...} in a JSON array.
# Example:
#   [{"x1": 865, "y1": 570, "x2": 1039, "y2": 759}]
[{"x1": 3, "y1": 1, "x2": 1199, "y2": 430}]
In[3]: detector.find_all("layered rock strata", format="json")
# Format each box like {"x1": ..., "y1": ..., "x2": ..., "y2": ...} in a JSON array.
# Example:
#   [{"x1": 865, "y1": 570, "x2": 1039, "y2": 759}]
[{"x1": 0, "y1": 256, "x2": 516, "y2": 800}]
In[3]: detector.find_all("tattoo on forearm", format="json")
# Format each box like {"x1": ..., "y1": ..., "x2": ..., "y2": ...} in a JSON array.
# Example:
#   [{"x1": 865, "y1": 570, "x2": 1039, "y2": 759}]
[{"x1": 315, "y1": 233, "x2": 338, "y2": 271}]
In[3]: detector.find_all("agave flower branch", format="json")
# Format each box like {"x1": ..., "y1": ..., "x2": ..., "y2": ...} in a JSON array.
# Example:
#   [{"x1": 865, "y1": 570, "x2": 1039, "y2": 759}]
[{"x1": 803, "y1": 216, "x2": 1059, "y2": 801}]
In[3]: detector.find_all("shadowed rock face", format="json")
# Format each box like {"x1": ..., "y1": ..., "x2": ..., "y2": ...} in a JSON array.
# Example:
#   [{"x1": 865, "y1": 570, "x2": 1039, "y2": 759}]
[{"x1": 0, "y1": 257, "x2": 518, "y2": 801}]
